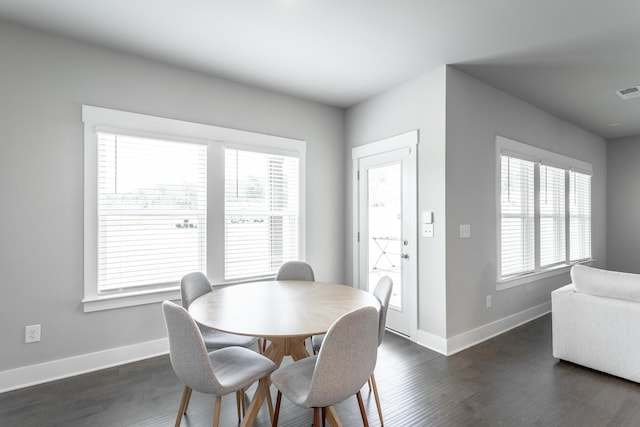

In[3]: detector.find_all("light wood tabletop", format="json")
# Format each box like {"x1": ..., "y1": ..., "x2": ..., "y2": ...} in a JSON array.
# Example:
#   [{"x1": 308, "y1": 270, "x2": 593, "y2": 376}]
[{"x1": 188, "y1": 280, "x2": 380, "y2": 427}]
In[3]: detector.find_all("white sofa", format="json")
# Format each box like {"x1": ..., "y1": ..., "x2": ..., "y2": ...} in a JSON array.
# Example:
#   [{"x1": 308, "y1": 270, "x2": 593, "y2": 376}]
[{"x1": 552, "y1": 264, "x2": 640, "y2": 383}]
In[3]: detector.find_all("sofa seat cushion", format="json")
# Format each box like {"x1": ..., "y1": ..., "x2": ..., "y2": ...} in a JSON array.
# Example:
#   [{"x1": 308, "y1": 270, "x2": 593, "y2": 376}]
[{"x1": 572, "y1": 264, "x2": 640, "y2": 302}]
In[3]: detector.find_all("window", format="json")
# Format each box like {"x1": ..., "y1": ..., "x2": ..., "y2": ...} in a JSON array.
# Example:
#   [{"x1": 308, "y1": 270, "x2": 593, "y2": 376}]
[
  {"x1": 570, "y1": 170, "x2": 591, "y2": 261},
  {"x1": 500, "y1": 156, "x2": 534, "y2": 277},
  {"x1": 83, "y1": 105, "x2": 305, "y2": 311},
  {"x1": 497, "y1": 136, "x2": 592, "y2": 287},
  {"x1": 539, "y1": 165, "x2": 566, "y2": 267},
  {"x1": 224, "y1": 148, "x2": 300, "y2": 281},
  {"x1": 97, "y1": 133, "x2": 207, "y2": 293}
]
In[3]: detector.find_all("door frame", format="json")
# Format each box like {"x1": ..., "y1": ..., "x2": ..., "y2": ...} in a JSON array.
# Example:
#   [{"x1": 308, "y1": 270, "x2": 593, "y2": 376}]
[{"x1": 352, "y1": 130, "x2": 418, "y2": 338}]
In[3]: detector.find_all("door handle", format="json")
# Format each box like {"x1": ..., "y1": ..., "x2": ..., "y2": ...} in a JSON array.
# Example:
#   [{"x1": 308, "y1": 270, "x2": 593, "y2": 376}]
[{"x1": 401, "y1": 253, "x2": 409, "y2": 259}]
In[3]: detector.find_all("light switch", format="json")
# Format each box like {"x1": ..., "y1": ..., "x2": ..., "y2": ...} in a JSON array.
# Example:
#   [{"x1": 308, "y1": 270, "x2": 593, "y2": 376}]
[
  {"x1": 422, "y1": 211, "x2": 433, "y2": 224},
  {"x1": 460, "y1": 224, "x2": 471, "y2": 238}
]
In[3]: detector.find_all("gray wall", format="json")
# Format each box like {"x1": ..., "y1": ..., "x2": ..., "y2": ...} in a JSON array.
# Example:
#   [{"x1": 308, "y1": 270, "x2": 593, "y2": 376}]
[
  {"x1": 607, "y1": 136, "x2": 640, "y2": 273},
  {"x1": 0, "y1": 21, "x2": 345, "y2": 371},
  {"x1": 445, "y1": 67, "x2": 607, "y2": 337}
]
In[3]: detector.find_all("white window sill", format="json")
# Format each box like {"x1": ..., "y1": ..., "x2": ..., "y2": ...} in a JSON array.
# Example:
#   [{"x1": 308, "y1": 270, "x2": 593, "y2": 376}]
[
  {"x1": 497, "y1": 259, "x2": 594, "y2": 291},
  {"x1": 82, "y1": 287, "x2": 181, "y2": 312}
]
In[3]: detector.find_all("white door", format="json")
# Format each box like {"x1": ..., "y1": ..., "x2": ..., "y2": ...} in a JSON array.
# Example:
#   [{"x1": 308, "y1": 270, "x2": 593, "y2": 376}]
[{"x1": 353, "y1": 131, "x2": 417, "y2": 337}]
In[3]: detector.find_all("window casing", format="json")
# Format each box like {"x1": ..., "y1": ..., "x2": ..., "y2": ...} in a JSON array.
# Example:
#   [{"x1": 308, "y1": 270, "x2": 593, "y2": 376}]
[
  {"x1": 496, "y1": 136, "x2": 592, "y2": 288},
  {"x1": 83, "y1": 105, "x2": 305, "y2": 311}
]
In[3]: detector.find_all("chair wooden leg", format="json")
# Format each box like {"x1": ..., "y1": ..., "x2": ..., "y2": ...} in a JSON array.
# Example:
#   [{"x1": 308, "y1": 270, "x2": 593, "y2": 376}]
[
  {"x1": 236, "y1": 390, "x2": 243, "y2": 422},
  {"x1": 264, "y1": 380, "x2": 274, "y2": 420},
  {"x1": 183, "y1": 387, "x2": 193, "y2": 414},
  {"x1": 313, "y1": 407, "x2": 321, "y2": 427},
  {"x1": 321, "y1": 407, "x2": 327, "y2": 427},
  {"x1": 370, "y1": 373, "x2": 384, "y2": 426},
  {"x1": 213, "y1": 395, "x2": 222, "y2": 427},
  {"x1": 175, "y1": 386, "x2": 191, "y2": 427},
  {"x1": 273, "y1": 390, "x2": 282, "y2": 427},
  {"x1": 356, "y1": 391, "x2": 369, "y2": 427}
]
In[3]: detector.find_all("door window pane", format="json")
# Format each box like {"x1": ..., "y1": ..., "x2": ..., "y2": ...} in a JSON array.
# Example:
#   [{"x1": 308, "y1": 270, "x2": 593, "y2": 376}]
[{"x1": 368, "y1": 163, "x2": 402, "y2": 309}]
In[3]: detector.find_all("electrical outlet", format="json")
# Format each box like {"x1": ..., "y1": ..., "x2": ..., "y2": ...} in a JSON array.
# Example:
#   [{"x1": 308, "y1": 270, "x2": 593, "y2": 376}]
[
  {"x1": 486, "y1": 295, "x2": 492, "y2": 308},
  {"x1": 25, "y1": 324, "x2": 41, "y2": 343}
]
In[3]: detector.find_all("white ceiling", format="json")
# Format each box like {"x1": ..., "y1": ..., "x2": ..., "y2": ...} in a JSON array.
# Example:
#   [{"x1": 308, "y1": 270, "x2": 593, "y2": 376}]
[{"x1": 1, "y1": 0, "x2": 639, "y2": 139}]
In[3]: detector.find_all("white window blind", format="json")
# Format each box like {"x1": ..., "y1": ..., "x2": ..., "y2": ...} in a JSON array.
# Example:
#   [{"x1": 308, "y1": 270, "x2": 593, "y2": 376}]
[
  {"x1": 570, "y1": 171, "x2": 591, "y2": 261},
  {"x1": 97, "y1": 132, "x2": 207, "y2": 292},
  {"x1": 539, "y1": 164, "x2": 566, "y2": 267},
  {"x1": 500, "y1": 155, "x2": 535, "y2": 277},
  {"x1": 224, "y1": 148, "x2": 300, "y2": 281}
]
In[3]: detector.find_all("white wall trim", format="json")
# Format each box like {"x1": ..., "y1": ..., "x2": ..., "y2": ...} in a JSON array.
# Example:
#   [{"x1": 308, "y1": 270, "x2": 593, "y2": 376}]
[
  {"x1": 413, "y1": 328, "x2": 449, "y2": 355},
  {"x1": 412, "y1": 301, "x2": 551, "y2": 356},
  {"x1": 0, "y1": 338, "x2": 169, "y2": 393}
]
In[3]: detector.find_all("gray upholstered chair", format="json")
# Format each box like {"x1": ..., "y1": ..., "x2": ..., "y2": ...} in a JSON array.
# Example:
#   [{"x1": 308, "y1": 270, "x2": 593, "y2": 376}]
[
  {"x1": 311, "y1": 275, "x2": 393, "y2": 426},
  {"x1": 275, "y1": 261, "x2": 315, "y2": 281},
  {"x1": 181, "y1": 272, "x2": 259, "y2": 350},
  {"x1": 272, "y1": 261, "x2": 315, "y2": 352},
  {"x1": 270, "y1": 306, "x2": 379, "y2": 427},
  {"x1": 162, "y1": 300, "x2": 277, "y2": 427},
  {"x1": 180, "y1": 272, "x2": 260, "y2": 421}
]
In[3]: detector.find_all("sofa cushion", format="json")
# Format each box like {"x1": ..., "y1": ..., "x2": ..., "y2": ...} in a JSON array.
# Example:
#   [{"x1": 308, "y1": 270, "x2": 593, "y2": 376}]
[{"x1": 572, "y1": 264, "x2": 640, "y2": 302}]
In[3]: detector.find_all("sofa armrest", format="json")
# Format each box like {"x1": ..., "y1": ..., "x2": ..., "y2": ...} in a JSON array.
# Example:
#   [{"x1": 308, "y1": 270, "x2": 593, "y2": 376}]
[{"x1": 552, "y1": 284, "x2": 640, "y2": 382}]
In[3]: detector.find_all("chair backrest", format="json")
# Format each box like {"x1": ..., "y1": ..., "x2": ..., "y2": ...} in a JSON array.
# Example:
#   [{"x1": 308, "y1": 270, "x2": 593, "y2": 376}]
[
  {"x1": 161, "y1": 301, "x2": 222, "y2": 394},
  {"x1": 305, "y1": 306, "x2": 378, "y2": 408},
  {"x1": 181, "y1": 272, "x2": 213, "y2": 308},
  {"x1": 373, "y1": 276, "x2": 393, "y2": 346},
  {"x1": 275, "y1": 261, "x2": 315, "y2": 281}
]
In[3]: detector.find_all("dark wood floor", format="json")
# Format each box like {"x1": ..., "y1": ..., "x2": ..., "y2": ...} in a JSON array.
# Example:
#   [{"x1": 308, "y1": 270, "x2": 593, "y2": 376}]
[{"x1": 3, "y1": 314, "x2": 640, "y2": 426}]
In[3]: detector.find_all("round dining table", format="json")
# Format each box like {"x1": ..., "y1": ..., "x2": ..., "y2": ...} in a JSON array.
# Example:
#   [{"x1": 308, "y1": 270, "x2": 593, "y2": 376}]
[{"x1": 188, "y1": 280, "x2": 381, "y2": 427}]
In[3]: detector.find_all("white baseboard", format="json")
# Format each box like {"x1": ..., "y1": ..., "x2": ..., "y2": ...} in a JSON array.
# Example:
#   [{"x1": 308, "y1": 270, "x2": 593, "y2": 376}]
[
  {"x1": 413, "y1": 328, "x2": 448, "y2": 355},
  {"x1": 0, "y1": 338, "x2": 169, "y2": 393},
  {"x1": 413, "y1": 301, "x2": 551, "y2": 356}
]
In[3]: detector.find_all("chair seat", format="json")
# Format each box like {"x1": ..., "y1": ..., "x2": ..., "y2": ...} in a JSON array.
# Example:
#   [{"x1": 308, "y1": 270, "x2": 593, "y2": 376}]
[
  {"x1": 199, "y1": 324, "x2": 258, "y2": 350},
  {"x1": 208, "y1": 347, "x2": 277, "y2": 395},
  {"x1": 270, "y1": 356, "x2": 317, "y2": 408}
]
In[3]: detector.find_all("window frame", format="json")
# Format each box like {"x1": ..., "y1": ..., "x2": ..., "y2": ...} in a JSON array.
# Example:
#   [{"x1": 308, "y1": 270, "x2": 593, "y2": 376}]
[
  {"x1": 83, "y1": 105, "x2": 306, "y2": 312},
  {"x1": 495, "y1": 135, "x2": 593, "y2": 290}
]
